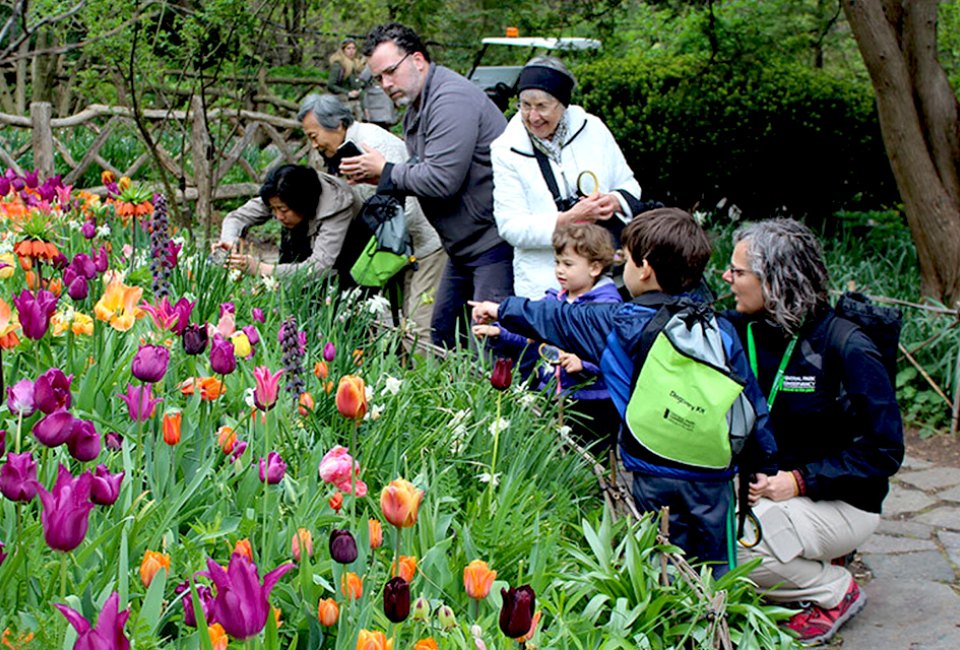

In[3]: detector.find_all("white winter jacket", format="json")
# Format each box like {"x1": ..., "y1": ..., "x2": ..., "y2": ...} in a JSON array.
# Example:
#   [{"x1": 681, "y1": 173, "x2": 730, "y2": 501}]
[{"x1": 491, "y1": 105, "x2": 641, "y2": 299}]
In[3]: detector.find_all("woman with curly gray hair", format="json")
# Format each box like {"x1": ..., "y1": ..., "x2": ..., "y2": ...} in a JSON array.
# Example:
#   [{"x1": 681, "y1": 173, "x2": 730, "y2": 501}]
[{"x1": 722, "y1": 218, "x2": 903, "y2": 646}]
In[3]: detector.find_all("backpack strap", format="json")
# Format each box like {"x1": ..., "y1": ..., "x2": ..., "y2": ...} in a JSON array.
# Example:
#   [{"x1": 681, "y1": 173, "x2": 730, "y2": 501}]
[{"x1": 530, "y1": 142, "x2": 567, "y2": 211}]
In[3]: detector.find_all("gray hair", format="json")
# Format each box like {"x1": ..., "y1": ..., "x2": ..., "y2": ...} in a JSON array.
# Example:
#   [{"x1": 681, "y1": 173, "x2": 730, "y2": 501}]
[
  {"x1": 297, "y1": 93, "x2": 354, "y2": 129},
  {"x1": 524, "y1": 55, "x2": 576, "y2": 87},
  {"x1": 733, "y1": 218, "x2": 830, "y2": 334}
]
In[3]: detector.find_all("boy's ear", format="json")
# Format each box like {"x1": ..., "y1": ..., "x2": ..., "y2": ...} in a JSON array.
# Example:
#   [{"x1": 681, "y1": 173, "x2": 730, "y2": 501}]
[{"x1": 640, "y1": 258, "x2": 653, "y2": 280}]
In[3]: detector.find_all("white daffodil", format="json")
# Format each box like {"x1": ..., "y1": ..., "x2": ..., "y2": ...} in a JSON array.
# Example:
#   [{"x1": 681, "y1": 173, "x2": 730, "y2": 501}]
[
  {"x1": 488, "y1": 417, "x2": 510, "y2": 436},
  {"x1": 382, "y1": 376, "x2": 402, "y2": 396}
]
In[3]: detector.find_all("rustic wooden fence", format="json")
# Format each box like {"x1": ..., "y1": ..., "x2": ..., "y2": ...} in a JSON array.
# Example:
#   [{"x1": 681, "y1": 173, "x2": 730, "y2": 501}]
[{"x1": 0, "y1": 98, "x2": 313, "y2": 223}]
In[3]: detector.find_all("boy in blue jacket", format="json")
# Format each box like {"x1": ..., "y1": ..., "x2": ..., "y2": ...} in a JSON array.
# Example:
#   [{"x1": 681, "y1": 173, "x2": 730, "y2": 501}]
[
  {"x1": 473, "y1": 224, "x2": 622, "y2": 451},
  {"x1": 472, "y1": 208, "x2": 777, "y2": 574}
]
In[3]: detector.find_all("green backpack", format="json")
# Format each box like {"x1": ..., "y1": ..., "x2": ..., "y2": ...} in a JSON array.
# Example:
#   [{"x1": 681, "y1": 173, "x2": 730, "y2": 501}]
[
  {"x1": 624, "y1": 299, "x2": 756, "y2": 470},
  {"x1": 350, "y1": 195, "x2": 415, "y2": 288}
]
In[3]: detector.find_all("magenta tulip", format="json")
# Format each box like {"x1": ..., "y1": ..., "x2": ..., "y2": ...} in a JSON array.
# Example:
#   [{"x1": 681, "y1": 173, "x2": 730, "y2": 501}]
[
  {"x1": 0, "y1": 452, "x2": 38, "y2": 502},
  {"x1": 34, "y1": 367, "x2": 73, "y2": 414},
  {"x1": 0, "y1": 429, "x2": 4, "y2": 458},
  {"x1": 253, "y1": 366, "x2": 283, "y2": 412},
  {"x1": 7, "y1": 378, "x2": 36, "y2": 417},
  {"x1": 131, "y1": 344, "x2": 170, "y2": 383},
  {"x1": 67, "y1": 276, "x2": 89, "y2": 301},
  {"x1": 219, "y1": 302, "x2": 235, "y2": 317},
  {"x1": 242, "y1": 324, "x2": 260, "y2": 347},
  {"x1": 55, "y1": 592, "x2": 130, "y2": 650},
  {"x1": 258, "y1": 452, "x2": 286, "y2": 484},
  {"x1": 92, "y1": 245, "x2": 108, "y2": 273},
  {"x1": 13, "y1": 289, "x2": 58, "y2": 340},
  {"x1": 202, "y1": 554, "x2": 294, "y2": 640},
  {"x1": 170, "y1": 297, "x2": 195, "y2": 335},
  {"x1": 35, "y1": 464, "x2": 95, "y2": 551},
  {"x1": 90, "y1": 465, "x2": 124, "y2": 506},
  {"x1": 81, "y1": 220, "x2": 97, "y2": 239},
  {"x1": 230, "y1": 440, "x2": 247, "y2": 463},
  {"x1": 251, "y1": 307, "x2": 265, "y2": 323},
  {"x1": 0, "y1": 541, "x2": 6, "y2": 566},
  {"x1": 323, "y1": 342, "x2": 336, "y2": 361},
  {"x1": 209, "y1": 334, "x2": 236, "y2": 375},
  {"x1": 175, "y1": 581, "x2": 213, "y2": 628},
  {"x1": 0, "y1": 177, "x2": 8, "y2": 196},
  {"x1": 105, "y1": 432, "x2": 124, "y2": 451},
  {"x1": 33, "y1": 408, "x2": 78, "y2": 447},
  {"x1": 23, "y1": 170, "x2": 38, "y2": 189},
  {"x1": 67, "y1": 419, "x2": 101, "y2": 462},
  {"x1": 117, "y1": 384, "x2": 161, "y2": 422},
  {"x1": 70, "y1": 253, "x2": 96, "y2": 279}
]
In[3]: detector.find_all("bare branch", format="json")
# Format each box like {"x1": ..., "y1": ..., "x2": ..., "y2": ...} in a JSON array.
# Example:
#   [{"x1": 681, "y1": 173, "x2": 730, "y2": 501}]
[{"x1": 0, "y1": 0, "x2": 87, "y2": 63}]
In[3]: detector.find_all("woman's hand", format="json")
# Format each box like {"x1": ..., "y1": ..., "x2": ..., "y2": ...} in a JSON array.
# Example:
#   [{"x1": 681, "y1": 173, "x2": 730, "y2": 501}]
[
  {"x1": 557, "y1": 193, "x2": 619, "y2": 226},
  {"x1": 558, "y1": 351, "x2": 583, "y2": 373},
  {"x1": 749, "y1": 470, "x2": 799, "y2": 504},
  {"x1": 227, "y1": 253, "x2": 266, "y2": 276}
]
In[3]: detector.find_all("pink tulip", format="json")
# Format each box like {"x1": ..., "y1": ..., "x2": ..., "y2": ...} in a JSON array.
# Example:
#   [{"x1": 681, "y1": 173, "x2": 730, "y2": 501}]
[
  {"x1": 117, "y1": 384, "x2": 161, "y2": 421},
  {"x1": 253, "y1": 366, "x2": 283, "y2": 412},
  {"x1": 55, "y1": 592, "x2": 130, "y2": 649},
  {"x1": 317, "y1": 446, "x2": 367, "y2": 496}
]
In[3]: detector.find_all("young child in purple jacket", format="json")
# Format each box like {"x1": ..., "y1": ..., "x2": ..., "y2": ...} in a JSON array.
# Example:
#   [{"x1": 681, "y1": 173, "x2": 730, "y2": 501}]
[{"x1": 473, "y1": 224, "x2": 622, "y2": 450}]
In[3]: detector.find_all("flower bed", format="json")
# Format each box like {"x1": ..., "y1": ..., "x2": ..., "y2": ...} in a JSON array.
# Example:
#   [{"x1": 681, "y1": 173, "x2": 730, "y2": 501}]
[{"x1": 0, "y1": 170, "x2": 798, "y2": 649}]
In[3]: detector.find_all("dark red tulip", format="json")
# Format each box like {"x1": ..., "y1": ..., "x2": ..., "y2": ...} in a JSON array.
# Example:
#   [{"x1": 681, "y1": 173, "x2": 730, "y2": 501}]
[
  {"x1": 328, "y1": 529, "x2": 358, "y2": 564},
  {"x1": 490, "y1": 357, "x2": 514, "y2": 391},
  {"x1": 34, "y1": 368, "x2": 72, "y2": 414},
  {"x1": 181, "y1": 323, "x2": 208, "y2": 355},
  {"x1": 0, "y1": 452, "x2": 38, "y2": 502},
  {"x1": 90, "y1": 464, "x2": 124, "y2": 506},
  {"x1": 383, "y1": 576, "x2": 411, "y2": 623},
  {"x1": 499, "y1": 585, "x2": 536, "y2": 638}
]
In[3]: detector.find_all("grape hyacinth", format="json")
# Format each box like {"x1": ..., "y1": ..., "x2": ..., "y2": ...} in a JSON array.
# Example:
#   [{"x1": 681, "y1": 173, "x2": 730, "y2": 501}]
[
  {"x1": 149, "y1": 193, "x2": 173, "y2": 298},
  {"x1": 279, "y1": 317, "x2": 306, "y2": 398}
]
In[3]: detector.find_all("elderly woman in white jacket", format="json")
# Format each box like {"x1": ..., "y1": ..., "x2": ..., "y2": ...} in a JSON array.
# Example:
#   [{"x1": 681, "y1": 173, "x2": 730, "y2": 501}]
[{"x1": 491, "y1": 56, "x2": 642, "y2": 299}]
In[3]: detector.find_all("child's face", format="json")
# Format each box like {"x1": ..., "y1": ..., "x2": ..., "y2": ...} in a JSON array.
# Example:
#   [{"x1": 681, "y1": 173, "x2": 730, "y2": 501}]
[{"x1": 555, "y1": 246, "x2": 601, "y2": 298}]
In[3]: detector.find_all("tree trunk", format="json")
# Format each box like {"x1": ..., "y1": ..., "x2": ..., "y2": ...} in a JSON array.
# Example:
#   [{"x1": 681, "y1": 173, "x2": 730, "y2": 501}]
[{"x1": 842, "y1": 0, "x2": 960, "y2": 306}]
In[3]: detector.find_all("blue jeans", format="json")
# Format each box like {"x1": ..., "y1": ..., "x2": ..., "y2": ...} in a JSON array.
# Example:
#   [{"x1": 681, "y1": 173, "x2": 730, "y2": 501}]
[{"x1": 430, "y1": 243, "x2": 514, "y2": 348}]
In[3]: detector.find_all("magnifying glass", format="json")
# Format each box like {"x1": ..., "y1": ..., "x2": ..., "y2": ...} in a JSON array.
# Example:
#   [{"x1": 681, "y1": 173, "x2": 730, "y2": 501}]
[
  {"x1": 576, "y1": 170, "x2": 599, "y2": 197},
  {"x1": 538, "y1": 343, "x2": 561, "y2": 366}
]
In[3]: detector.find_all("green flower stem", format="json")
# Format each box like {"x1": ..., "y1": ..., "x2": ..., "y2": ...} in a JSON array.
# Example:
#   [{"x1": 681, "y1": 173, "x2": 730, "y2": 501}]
[
  {"x1": 59, "y1": 552, "x2": 68, "y2": 600},
  {"x1": 488, "y1": 390, "x2": 503, "y2": 503},
  {"x1": 349, "y1": 419, "x2": 359, "y2": 524},
  {"x1": 15, "y1": 410, "x2": 22, "y2": 454},
  {"x1": 392, "y1": 526, "x2": 402, "y2": 579}
]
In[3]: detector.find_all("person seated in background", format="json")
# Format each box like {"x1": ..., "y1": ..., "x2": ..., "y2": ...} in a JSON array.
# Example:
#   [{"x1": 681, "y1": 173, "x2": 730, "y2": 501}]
[
  {"x1": 473, "y1": 223, "x2": 622, "y2": 452},
  {"x1": 327, "y1": 37, "x2": 364, "y2": 121},
  {"x1": 215, "y1": 165, "x2": 358, "y2": 279},
  {"x1": 298, "y1": 93, "x2": 447, "y2": 336},
  {"x1": 722, "y1": 218, "x2": 903, "y2": 646},
  {"x1": 490, "y1": 56, "x2": 642, "y2": 299}
]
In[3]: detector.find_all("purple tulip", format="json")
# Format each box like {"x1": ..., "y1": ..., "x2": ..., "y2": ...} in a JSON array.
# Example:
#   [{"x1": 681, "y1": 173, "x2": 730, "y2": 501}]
[
  {"x1": 175, "y1": 581, "x2": 213, "y2": 628},
  {"x1": 67, "y1": 276, "x2": 89, "y2": 301},
  {"x1": 81, "y1": 220, "x2": 97, "y2": 239},
  {"x1": 251, "y1": 307, "x2": 265, "y2": 323},
  {"x1": 11, "y1": 176, "x2": 24, "y2": 191},
  {"x1": 90, "y1": 464, "x2": 124, "y2": 506},
  {"x1": 7, "y1": 378, "x2": 36, "y2": 417},
  {"x1": 323, "y1": 342, "x2": 336, "y2": 362},
  {"x1": 0, "y1": 540, "x2": 5, "y2": 566},
  {"x1": 105, "y1": 431, "x2": 124, "y2": 451},
  {"x1": 182, "y1": 324, "x2": 208, "y2": 355},
  {"x1": 131, "y1": 345, "x2": 170, "y2": 383},
  {"x1": 51, "y1": 251, "x2": 68, "y2": 270},
  {"x1": 117, "y1": 384, "x2": 161, "y2": 422},
  {"x1": 242, "y1": 324, "x2": 260, "y2": 347},
  {"x1": 71, "y1": 253, "x2": 97, "y2": 279},
  {"x1": 67, "y1": 419, "x2": 101, "y2": 462},
  {"x1": 202, "y1": 554, "x2": 294, "y2": 640},
  {"x1": 328, "y1": 529, "x2": 358, "y2": 564},
  {"x1": 34, "y1": 367, "x2": 73, "y2": 414},
  {"x1": 230, "y1": 440, "x2": 247, "y2": 463},
  {"x1": 258, "y1": 452, "x2": 286, "y2": 484},
  {"x1": 55, "y1": 592, "x2": 130, "y2": 650},
  {"x1": 219, "y1": 302, "x2": 235, "y2": 317},
  {"x1": 35, "y1": 464, "x2": 95, "y2": 552},
  {"x1": 24, "y1": 170, "x2": 38, "y2": 189},
  {"x1": 0, "y1": 177, "x2": 9, "y2": 196},
  {"x1": 0, "y1": 452, "x2": 38, "y2": 502},
  {"x1": 0, "y1": 430, "x2": 4, "y2": 458},
  {"x1": 13, "y1": 289, "x2": 58, "y2": 340},
  {"x1": 163, "y1": 240, "x2": 182, "y2": 268},
  {"x1": 209, "y1": 334, "x2": 237, "y2": 375},
  {"x1": 92, "y1": 246, "x2": 108, "y2": 273},
  {"x1": 33, "y1": 409, "x2": 78, "y2": 447},
  {"x1": 171, "y1": 297, "x2": 195, "y2": 336}
]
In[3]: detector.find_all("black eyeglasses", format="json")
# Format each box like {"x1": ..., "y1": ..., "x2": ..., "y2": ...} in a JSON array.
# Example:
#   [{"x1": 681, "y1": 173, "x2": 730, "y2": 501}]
[{"x1": 372, "y1": 52, "x2": 411, "y2": 84}]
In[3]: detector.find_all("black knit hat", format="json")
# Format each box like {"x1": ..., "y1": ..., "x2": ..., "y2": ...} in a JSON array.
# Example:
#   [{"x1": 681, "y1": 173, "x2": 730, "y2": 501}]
[{"x1": 517, "y1": 64, "x2": 575, "y2": 106}]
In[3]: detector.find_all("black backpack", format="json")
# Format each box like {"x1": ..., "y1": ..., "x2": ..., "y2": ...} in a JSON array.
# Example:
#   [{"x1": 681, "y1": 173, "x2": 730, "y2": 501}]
[{"x1": 830, "y1": 292, "x2": 903, "y2": 384}]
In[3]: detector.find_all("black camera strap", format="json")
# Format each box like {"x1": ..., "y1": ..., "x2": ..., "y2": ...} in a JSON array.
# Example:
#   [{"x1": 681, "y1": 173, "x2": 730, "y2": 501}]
[{"x1": 530, "y1": 141, "x2": 568, "y2": 211}]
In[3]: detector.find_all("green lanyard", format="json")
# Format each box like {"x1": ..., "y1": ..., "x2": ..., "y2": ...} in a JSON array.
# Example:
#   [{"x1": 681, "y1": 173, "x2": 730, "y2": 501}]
[{"x1": 747, "y1": 321, "x2": 799, "y2": 412}]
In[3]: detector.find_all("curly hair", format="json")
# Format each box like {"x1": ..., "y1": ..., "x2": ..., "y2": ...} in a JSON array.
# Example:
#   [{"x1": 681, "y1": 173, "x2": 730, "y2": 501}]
[
  {"x1": 734, "y1": 218, "x2": 830, "y2": 334},
  {"x1": 363, "y1": 23, "x2": 431, "y2": 61},
  {"x1": 552, "y1": 223, "x2": 615, "y2": 272}
]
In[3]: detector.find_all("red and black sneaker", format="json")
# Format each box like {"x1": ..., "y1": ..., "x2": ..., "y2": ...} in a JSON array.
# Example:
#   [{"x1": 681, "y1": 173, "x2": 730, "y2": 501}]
[{"x1": 784, "y1": 579, "x2": 866, "y2": 646}]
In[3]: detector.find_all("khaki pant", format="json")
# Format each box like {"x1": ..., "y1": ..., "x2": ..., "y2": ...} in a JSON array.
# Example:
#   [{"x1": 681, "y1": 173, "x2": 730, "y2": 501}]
[
  {"x1": 738, "y1": 497, "x2": 878, "y2": 609},
  {"x1": 403, "y1": 247, "x2": 447, "y2": 340}
]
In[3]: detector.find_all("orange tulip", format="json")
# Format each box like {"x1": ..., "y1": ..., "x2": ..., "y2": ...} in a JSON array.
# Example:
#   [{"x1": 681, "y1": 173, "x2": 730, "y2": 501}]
[
  {"x1": 352, "y1": 348, "x2": 364, "y2": 366},
  {"x1": 292, "y1": 528, "x2": 313, "y2": 562},
  {"x1": 298, "y1": 391, "x2": 315, "y2": 416},
  {"x1": 0, "y1": 629, "x2": 34, "y2": 648},
  {"x1": 273, "y1": 606, "x2": 282, "y2": 629},
  {"x1": 329, "y1": 491, "x2": 343, "y2": 513},
  {"x1": 380, "y1": 478, "x2": 424, "y2": 529},
  {"x1": 207, "y1": 623, "x2": 228, "y2": 650},
  {"x1": 335, "y1": 375, "x2": 367, "y2": 420},
  {"x1": 317, "y1": 597, "x2": 339, "y2": 626},
  {"x1": 414, "y1": 639, "x2": 438, "y2": 650},
  {"x1": 162, "y1": 411, "x2": 182, "y2": 445},
  {"x1": 356, "y1": 629, "x2": 392, "y2": 650},
  {"x1": 463, "y1": 559, "x2": 497, "y2": 600},
  {"x1": 368, "y1": 519, "x2": 383, "y2": 549},
  {"x1": 234, "y1": 538, "x2": 253, "y2": 561},
  {"x1": 216, "y1": 426, "x2": 237, "y2": 453},
  {"x1": 313, "y1": 360, "x2": 328, "y2": 380},
  {"x1": 324, "y1": 380, "x2": 334, "y2": 394},
  {"x1": 340, "y1": 572, "x2": 363, "y2": 601},
  {"x1": 47, "y1": 277, "x2": 62, "y2": 297},
  {"x1": 515, "y1": 610, "x2": 542, "y2": 643},
  {"x1": 180, "y1": 376, "x2": 226, "y2": 401},
  {"x1": 391, "y1": 555, "x2": 417, "y2": 583},
  {"x1": 139, "y1": 550, "x2": 170, "y2": 587}
]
